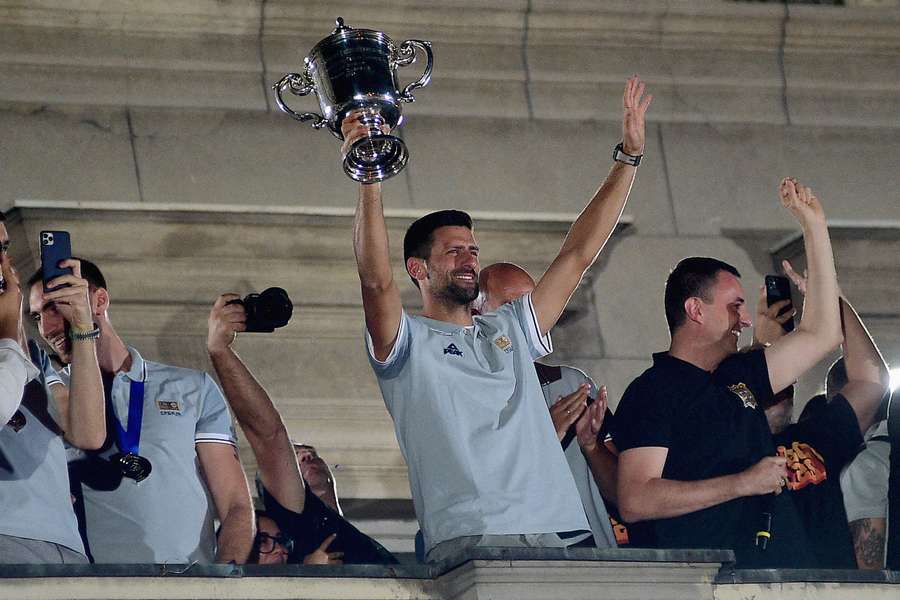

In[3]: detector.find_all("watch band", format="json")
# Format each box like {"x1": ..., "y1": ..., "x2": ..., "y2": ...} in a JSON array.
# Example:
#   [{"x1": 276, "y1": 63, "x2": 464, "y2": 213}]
[
  {"x1": 613, "y1": 142, "x2": 642, "y2": 167},
  {"x1": 69, "y1": 325, "x2": 101, "y2": 342}
]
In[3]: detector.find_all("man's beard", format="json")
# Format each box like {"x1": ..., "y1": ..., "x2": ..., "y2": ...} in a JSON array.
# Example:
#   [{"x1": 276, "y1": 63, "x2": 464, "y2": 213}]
[{"x1": 436, "y1": 280, "x2": 480, "y2": 306}]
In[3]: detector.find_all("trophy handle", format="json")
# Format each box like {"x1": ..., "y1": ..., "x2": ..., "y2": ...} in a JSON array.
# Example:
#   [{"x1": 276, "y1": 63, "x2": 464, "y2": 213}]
[
  {"x1": 272, "y1": 72, "x2": 327, "y2": 128},
  {"x1": 395, "y1": 40, "x2": 433, "y2": 103}
]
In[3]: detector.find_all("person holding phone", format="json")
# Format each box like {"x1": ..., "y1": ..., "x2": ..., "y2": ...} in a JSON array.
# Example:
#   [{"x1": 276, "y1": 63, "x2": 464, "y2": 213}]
[
  {"x1": 754, "y1": 262, "x2": 890, "y2": 568},
  {"x1": 0, "y1": 220, "x2": 105, "y2": 564},
  {"x1": 613, "y1": 178, "x2": 843, "y2": 568},
  {"x1": 28, "y1": 258, "x2": 254, "y2": 565}
]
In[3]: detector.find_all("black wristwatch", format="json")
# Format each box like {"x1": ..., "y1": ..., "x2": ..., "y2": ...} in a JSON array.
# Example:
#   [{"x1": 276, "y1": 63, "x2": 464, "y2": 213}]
[{"x1": 613, "y1": 142, "x2": 642, "y2": 167}]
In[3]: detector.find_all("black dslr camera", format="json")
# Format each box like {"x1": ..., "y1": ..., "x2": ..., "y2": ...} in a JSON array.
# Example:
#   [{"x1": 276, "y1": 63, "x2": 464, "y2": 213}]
[{"x1": 227, "y1": 287, "x2": 293, "y2": 333}]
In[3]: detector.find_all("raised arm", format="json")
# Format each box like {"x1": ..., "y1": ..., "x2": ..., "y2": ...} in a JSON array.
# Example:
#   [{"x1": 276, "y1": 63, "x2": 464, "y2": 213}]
[
  {"x1": 531, "y1": 76, "x2": 650, "y2": 335},
  {"x1": 574, "y1": 387, "x2": 619, "y2": 504},
  {"x1": 353, "y1": 181, "x2": 404, "y2": 361},
  {"x1": 207, "y1": 294, "x2": 306, "y2": 514},
  {"x1": 617, "y1": 446, "x2": 788, "y2": 523},
  {"x1": 42, "y1": 259, "x2": 105, "y2": 449},
  {"x1": 0, "y1": 255, "x2": 37, "y2": 424},
  {"x1": 764, "y1": 179, "x2": 842, "y2": 394},
  {"x1": 781, "y1": 261, "x2": 888, "y2": 433}
]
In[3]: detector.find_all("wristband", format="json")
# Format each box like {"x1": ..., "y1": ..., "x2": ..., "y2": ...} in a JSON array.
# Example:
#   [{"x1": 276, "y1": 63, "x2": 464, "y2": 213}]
[
  {"x1": 69, "y1": 325, "x2": 101, "y2": 342},
  {"x1": 613, "y1": 142, "x2": 642, "y2": 167}
]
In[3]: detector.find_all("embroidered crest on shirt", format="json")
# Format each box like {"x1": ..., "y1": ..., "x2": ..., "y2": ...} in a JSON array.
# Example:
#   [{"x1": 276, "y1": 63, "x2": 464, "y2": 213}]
[
  {"x1": 443, "y1": 343, "x2": 463, "y2": 357},
  {"x1": 778, "y1": 442, "x2": 827, "y2": 491},
  {"x1": 493, "y1": 335, "x2": 513, "y2": 353},
  {"x1": 157, "y1": 400, "x2": 182, "y2": 416},
  {"x1": 728, "y1": 383, "x2": 757, "y2": 409}
]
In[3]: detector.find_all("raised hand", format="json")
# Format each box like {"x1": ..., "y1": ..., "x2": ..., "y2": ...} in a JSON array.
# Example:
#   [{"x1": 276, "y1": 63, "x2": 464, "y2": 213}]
[
  {"x1": 622, "y1": 75, "x2": 652, "y2": 155},
  {"x1": 207, "y1": 294, "x2": 247, "y2": 354},
  {"x1": 782, "y1": 259, "x2": 809, "y2": 296},
  {"x1": 779, "y1": 177, "x2": 826, "y2": 227},
  {"x1": 0, "y1": 253, "x2": 22, "y2": 340},
  {"x1": 340, "y1": 109, "x2": 392, "y2": 158},
  {"x1": 753, "y1": 284, "x2": 794, "y2": 346},
  {"x1": 575, "y1": 386, "x2": 608, "y2": 453},
  {"x1": 303, "y1": 533, "x2": 344, "y2": 565},
  {"x1": 42, "y1": 259, "x2": 94, "y2": 331},
  {"x1": 549, "y1": 384, "x2": 590, "y2": 442}
]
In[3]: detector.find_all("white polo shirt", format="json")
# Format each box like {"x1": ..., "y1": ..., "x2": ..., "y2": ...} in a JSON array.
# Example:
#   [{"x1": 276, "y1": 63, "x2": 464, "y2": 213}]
[
  {"x1": 61, "y1": 346, "x2": 236, "y2": 563},
  {"x1": 367, "y1": 293, "x2": 590, "y2": 552}
]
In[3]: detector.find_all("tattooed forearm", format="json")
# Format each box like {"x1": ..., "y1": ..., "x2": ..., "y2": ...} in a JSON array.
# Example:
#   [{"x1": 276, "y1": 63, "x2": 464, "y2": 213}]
[{"x1": 849, "y1": 518, "x2": 886, "y2": 570}]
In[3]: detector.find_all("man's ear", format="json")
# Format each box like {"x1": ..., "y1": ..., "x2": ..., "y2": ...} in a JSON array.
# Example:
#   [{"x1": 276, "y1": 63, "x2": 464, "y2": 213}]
[
  {"x1": 684, "y1": 297, "x2": 704, "y2": 325},
  {"x1": 91, "y1": 288, "x2": 109, "y2": 316},
  {"x1": 406, "y1": 257, "x2": 427, "y2": 284}
]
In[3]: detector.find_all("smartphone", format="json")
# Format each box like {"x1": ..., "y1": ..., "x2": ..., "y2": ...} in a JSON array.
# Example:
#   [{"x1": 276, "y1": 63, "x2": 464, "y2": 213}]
[
  {"x1": 765, "y1": 274, "x2": 794, "y2": 333},
  {"x1": 40, "y1": 230, "x2": 73, "y2": 293}
]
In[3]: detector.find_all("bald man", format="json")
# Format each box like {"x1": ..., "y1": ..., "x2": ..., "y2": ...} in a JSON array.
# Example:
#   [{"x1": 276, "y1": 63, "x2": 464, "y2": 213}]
[{"x1": 478, "y1": 262, "x2": 619, "y2": 548}]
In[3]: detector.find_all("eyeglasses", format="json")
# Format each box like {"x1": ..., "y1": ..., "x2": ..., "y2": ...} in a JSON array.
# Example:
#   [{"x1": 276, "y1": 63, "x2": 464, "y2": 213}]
[{"x1": 255, "y1": 531, "x2": 294, "y2": 554}]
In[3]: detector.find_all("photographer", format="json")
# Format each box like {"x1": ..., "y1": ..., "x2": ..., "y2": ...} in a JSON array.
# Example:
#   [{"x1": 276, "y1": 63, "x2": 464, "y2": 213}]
[
  {"x1": 28, "y1": 258, "x2": 253, "y2": 564},
  {"x1": 207, "y1": 293, "x2": 397, "y2": 565}
]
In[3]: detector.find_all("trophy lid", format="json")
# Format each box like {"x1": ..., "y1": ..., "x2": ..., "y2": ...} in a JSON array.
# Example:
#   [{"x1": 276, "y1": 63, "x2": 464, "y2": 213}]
[{"x1": 332, "y1": 17, "x2": 353, "y2": 35}]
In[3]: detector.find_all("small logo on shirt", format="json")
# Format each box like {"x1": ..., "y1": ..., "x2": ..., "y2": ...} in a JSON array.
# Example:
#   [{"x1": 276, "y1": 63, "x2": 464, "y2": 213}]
[
  {"x1": 494, "y1": 335, "x2": 513, "y2": 353},
  {"x1": 728, "y1": 383, "x2": 757, "y2": 409},
  {"x1": 443, "y1": 343, "x2": 463, "y2": 357},
  {"x1": 157, "y1": 400, "x2": 182, "y2": 416}
]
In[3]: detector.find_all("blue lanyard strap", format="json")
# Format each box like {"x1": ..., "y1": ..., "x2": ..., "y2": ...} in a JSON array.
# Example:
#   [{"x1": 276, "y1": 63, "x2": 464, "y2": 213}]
[{"x1": 114, "y1": 378, "x2": 145, "y2": 455}]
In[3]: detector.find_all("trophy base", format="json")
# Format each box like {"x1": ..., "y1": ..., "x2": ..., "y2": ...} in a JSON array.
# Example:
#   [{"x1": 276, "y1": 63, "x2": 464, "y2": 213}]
[{"x1": 343, "y1": 133, "x2": 409, "y2": 183}]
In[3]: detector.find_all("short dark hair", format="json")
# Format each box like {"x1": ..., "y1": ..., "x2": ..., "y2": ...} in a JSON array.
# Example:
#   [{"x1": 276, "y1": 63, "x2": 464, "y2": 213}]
[
  {"x1": 27, "y1": 256, "x2": 108, "y2": 291},
  {"x1": 664, "y1": 257, "x2": 741, "y2": 334},
  {"x1": 402, "y1": 210, "x2": 473, "y2": 287}
]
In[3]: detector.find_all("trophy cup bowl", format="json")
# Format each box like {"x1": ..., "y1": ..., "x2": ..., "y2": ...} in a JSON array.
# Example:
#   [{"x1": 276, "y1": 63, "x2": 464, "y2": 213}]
[{"x1": 273, "y1": 17, "x2": 433, "y2": 183}]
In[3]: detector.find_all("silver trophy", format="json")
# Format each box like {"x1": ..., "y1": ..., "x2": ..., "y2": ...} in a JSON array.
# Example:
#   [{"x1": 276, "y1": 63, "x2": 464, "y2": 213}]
[{"x1": 273, "y1": 18, "x2": 433, "y2": 183}]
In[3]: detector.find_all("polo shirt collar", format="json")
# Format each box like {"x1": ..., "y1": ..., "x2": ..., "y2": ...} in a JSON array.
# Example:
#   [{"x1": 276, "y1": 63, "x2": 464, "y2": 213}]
[
  {"x1": 652, "y1": 351, "x2": 712, "y2": 385},
  {"x1": 418, "y1": 316, "x2": 471, "y2": 335},
  {"x1": 120, "y1": 346, "x2": 147, "y2": 382}
]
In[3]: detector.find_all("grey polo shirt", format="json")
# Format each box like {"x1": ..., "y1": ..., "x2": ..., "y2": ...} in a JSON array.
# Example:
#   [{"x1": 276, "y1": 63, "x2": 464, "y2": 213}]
[
  {"x1": 0, "y1": 346, "x2": 85, "y2": 555},
  {"x1": 61, "y1": 346, "x2": 236, "y2": 564},
  {"x1": 841, "y1": 420, "x2": 890, "y2": 522},
  {"x1": 539, "y1": 365, "x2": 617, "y2": 548},
  {"x1": 367, "y1": 293, "x2": 590, "y2": 553}
]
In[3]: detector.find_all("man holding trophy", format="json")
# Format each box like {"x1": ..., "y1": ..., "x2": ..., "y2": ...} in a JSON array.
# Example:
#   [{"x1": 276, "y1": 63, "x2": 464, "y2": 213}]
[{"x1": 344, "y1": 76, "x2": 651, "y2": 562}]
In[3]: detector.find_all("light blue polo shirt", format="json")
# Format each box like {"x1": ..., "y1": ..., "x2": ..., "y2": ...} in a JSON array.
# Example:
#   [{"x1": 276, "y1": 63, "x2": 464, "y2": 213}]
[
  {"x1": 0, "y1": 344, "x2": 84, "y2": 555},
  {"x1": 367, "y1": 293, "x2": 590, "y2": 552},
  {"x1": 539, "y1": 365, "x2": 617, "y2": 548},
  {"x1": 61, "y1": 346, "x2": 236, "y2": 564}
]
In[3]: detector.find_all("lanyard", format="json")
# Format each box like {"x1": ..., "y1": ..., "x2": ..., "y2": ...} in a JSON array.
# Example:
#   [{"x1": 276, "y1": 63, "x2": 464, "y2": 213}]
[{"x1": 113, "y1": 376, "x2": 146, "y2": 455}]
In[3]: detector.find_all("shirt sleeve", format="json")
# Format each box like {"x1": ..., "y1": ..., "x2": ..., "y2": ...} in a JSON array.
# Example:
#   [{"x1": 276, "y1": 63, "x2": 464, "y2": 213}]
[
  {"x1": 365, "y1": 310, "x2": 411, "y2": 379},
  {"x1": 38, "y1": 347, "x2": 64, "y2": 388},
  {"x1": 505, "y1": 292, "x2": 552, "y2": 360},
  {"x1": 610, "y1": 377, "x2": 674, "y2": 452},
  {"x1": 0, "y1": 339, "x2": 39, "y2": 424},
  {"x1": 809, "y1": 394, "x2": 864, "y2": 468},
  {"x1": 715, "y1": 349, "x2": 774, "y2": 409},
  {"x1": 194, "y1": 373, "x2": 237, "y2": 446},
  {"x1": 840, "y1": 436, "x2": 890, "y2": 522}
]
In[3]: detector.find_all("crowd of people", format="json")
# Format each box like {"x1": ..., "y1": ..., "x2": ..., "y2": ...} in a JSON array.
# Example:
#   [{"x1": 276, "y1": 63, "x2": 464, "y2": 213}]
[{"x1": 0, "y1": 77, "x2": 892, "y2": 570}]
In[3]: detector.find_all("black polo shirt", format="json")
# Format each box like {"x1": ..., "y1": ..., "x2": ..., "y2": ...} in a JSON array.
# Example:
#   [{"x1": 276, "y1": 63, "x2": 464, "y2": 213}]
[
  {"x1": 613, "y1": 349, "x2": 816, "y2": 568},
  {"x1": 774, "y1": 394, "x2": 863, "y2": 568},
  {"x1": 262, "y1": 484, "x2": 398, "y2": 565}
]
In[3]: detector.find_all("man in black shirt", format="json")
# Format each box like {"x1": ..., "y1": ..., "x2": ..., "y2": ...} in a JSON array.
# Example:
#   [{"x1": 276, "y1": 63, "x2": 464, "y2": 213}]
[
  {"x1": 207, "y1": 294, "x2": 397, "y2": 565},
  {"x1": 614, "y1": 178, "x2": 843, "y2": 568},
  {"x1": 755, "y1": 267, "x2": 890, "y2": 568}
]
